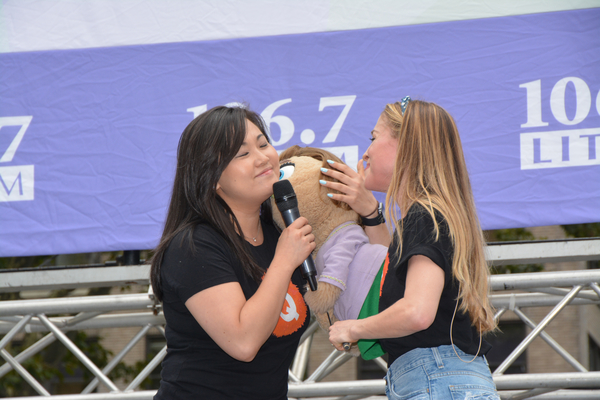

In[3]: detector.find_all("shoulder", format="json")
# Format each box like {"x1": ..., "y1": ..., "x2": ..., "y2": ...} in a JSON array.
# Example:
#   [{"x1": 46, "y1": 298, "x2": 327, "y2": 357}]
[
  {"x1": 191, "y1": 223, "x2": 226, "y2": 242},
  {"x1": 395, "y1": 203, "x2": 453, "y2": 273},
  {"x1": 191, "y1": 223, "x2": 232, "y2": 250},
  {"x1": 165, "y1": 223, "x2": 230, "y2": 263},
  {"x1": 402, "y1": 204, "x2": 448, "y2": 237}
]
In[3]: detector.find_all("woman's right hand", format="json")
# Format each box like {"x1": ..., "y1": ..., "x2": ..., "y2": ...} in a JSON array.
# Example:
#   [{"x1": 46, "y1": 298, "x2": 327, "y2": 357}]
[
  {"x1": 319, "y1": 159, "x2": 379, "y2": 217},
  {"x1": 273, "y1": 217, "x2": 316, "y2": 272}
]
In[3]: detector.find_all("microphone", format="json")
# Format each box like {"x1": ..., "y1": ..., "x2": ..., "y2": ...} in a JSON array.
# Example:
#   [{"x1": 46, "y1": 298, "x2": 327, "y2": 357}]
[{"x1": 273, "y1": 180, "x2": 318, "y2": 291}]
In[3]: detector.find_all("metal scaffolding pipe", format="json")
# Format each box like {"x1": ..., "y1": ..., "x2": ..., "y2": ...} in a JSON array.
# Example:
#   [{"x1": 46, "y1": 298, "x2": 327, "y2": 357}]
[
  {"x1": 490, "y1": 292, "x2": 597, "y2": 309},
  {"x1": 291, "y1": 332, "x2": 312, "y2": 380},
  {"x1": 0, "y1": 240, "x2": 599, "y2": 399},
  {"x1": 320, "y1": 351, "x2": 354, "y2": 381},
  {"x1": 288, "y1": 379, "x2": 386, "y2": 397},
  {"x1": 0, "y1": 312, "x2": 165, "y2": 334},
  {"x1": 0, "y1": 265, "x2": 151, "y2": 293},
  {"x1": 0, "y1": 314, "x2": 32, "y2": 350},
  {"x1": 512, "y1": 307, "x2": 587, "y2": 372},
  {"x1": 0, "y1": 333, "x2": 56, "y2": 378},
  {"x1": 0, "y1": 349, "x2": 51, "y2": 397},
  {"x1": 498, "y1": 390, "x2": 600, "y2": 399},
  {"x1": 590, "y1": 282, "x2": 600, "y2": 298},
  {"x1": 0, "y1": 294, "x2": 153, "y2": 317},
  {"x1": 530, "y1": 286, "x2": 600, "y2": 301},
  {"x1": 305, "y1": 349, "x2": 340, "y2": 382},
  {"x1": 36, "y1": 314, "x2": 120, "y2": 393},
  {"x1": 0, "y1": 314, "x2": 51, "y2": 396},
  {"x1": 494, "y1": 371, "x2": 600, "y2": 390},
  {"x1": 124, "y1": 346, "x2": 167, "y2": 392},
  {"x1": 494, "y1": 286, "x2": 583, "y2": 375},
  {"x1": 489, "y1": 270, "x2": 600, "y2": 291},
  {"x1": 6, "y1": 388, "x2": 600, "y2": 400},
  {"x1": 372, "y1": 357, "x2": 387, "y2": 372},
  {"x1": 0, "y1": 392, "x2": 157, "y2": 400},
  {"x1": 505, "y1": 388, "x2": 558, "y2": 400},
  {"x1": 82, "y1": 325, "x2": 152, "y2": 394},
  {"x1": 486, "y1": 238, "x2": 600, "y2": 266}
]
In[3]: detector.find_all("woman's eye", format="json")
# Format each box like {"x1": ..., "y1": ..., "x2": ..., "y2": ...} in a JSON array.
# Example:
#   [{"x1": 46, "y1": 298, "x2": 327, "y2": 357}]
[
  {"x1": 279, "y1": 162, "x2": 295, "y2": 180},
  {"x1": 369, "y1": 137, "x2": 375, "y2": 142}
]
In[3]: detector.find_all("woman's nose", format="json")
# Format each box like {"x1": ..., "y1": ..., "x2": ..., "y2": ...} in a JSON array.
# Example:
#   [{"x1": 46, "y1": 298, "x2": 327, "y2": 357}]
[{"x1": 256, "y1": 150, "x2": 269, "y2": 164}]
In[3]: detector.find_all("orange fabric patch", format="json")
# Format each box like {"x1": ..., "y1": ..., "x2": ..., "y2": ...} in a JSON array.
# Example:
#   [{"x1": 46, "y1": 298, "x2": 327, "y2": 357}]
[
  {"x1": 272, "y1": 281, "x2": 308, "y2": 337},
  {"x1": 380, "y1": 253, "x2": 390, "y2": 297}
]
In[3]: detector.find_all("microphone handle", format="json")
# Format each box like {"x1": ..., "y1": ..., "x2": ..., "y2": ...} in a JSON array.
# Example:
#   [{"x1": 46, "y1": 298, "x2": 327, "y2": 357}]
[
  {"x1": 280, "y1": 207, "x2": 301, "y2": 227},
  {"x1": 279, "y1": 208, "x2": 318, "y2": 291},
  {"x1": 302, "y1": 259, "x2": 319, "y2": 291}
]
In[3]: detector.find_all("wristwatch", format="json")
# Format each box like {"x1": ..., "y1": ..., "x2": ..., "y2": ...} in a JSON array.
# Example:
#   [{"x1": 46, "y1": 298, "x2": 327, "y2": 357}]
[{"x1": 361, "y1": 202, "x2": 385, "y2": 226}]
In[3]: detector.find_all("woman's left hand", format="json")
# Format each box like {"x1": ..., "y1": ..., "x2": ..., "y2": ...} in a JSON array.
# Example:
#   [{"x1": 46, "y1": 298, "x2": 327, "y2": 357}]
[
  {"x1": 321, "y1": 159, "x2": 391, "y2": 246},
  {"x1": 320, "y1": 159, "x2": 378, "y2": 218},
  {"x1": 328, "y1": 319, "x2": 357, "y2": 351}
]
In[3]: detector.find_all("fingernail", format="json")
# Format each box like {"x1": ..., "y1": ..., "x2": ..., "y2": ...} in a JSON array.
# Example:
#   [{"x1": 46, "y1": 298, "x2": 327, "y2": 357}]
[
  {"x1": 319, "y1": 180, "x2": 327, "y2": 185},
  {"x1": 320, "y1": 167, "x2": 328, "y2": 173},
  {"x1": 327, "y1": 159, "x2": 335, "y2": 164},
  {"x1": 327, "y1": 193, "x2": 333, "y2": 198}
]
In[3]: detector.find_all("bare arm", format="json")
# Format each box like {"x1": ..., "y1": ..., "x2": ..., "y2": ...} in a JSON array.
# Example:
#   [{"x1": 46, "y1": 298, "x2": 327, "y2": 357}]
[
  {"x1": 185, "y1": 217, "x2": 315, "y2": 362},
  {"x1": 328, "y1": 255, "x2": 444, "y2": 349},
  {"x1": 320, "y1": 159, "x2": 390, "y2": 246}
]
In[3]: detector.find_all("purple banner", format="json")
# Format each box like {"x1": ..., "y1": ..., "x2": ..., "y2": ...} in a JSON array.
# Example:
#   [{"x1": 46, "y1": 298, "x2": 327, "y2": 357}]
[{"x1": 1, "y1": 8, "x2": 599, "y2": 257}]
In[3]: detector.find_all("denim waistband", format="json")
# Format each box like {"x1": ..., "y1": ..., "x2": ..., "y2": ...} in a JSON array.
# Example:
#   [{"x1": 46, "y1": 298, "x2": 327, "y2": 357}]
[
  {"x1": 391, "y1": 345, "x2": 484, "y2": 372},
  {"x1": 400, "y1": 345, "x2": 477, "y2": 360}
]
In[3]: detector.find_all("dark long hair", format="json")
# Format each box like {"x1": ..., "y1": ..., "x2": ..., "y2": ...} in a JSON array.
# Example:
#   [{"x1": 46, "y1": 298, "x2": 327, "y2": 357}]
[{"x1": 150, "y1": 106, "x2": 273, "y2": 301}]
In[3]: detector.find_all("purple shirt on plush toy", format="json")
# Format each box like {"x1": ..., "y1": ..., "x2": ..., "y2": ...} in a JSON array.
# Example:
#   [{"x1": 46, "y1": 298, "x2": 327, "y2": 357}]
[{"x1": 314, "y1": 222, "x2": 387, "y2": 321}]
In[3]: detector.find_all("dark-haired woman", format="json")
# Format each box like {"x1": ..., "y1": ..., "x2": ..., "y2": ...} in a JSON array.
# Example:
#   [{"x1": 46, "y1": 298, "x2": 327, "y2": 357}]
[{"x1": 150, "y1": 105, "x2": 315, "y2": 399}]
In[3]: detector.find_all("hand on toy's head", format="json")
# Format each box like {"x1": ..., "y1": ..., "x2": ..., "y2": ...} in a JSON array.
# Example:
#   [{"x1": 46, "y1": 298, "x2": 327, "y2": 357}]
[{"x1": 271, "y1": 146, "x2": 359, "y2": 254}]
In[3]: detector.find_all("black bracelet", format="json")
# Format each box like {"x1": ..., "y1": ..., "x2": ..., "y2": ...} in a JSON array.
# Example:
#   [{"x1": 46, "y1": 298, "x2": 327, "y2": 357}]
[{"x1": 361, "y1": 202, "x2": 385, "y2": 226}]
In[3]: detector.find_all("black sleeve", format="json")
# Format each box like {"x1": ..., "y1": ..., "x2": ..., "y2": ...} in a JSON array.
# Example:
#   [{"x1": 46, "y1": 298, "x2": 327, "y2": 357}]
[
  {"x1": 162, "y1": 225, "x2": 238, "y2": 304},
  {"x1": 396, "y1": 206, "x2": 453, "y2": 284}
]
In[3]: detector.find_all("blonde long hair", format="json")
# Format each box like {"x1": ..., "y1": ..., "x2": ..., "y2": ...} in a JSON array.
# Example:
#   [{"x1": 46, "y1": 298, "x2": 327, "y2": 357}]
[{"x1": 383, "y1": 99, "x2": 496, "y2": 334}]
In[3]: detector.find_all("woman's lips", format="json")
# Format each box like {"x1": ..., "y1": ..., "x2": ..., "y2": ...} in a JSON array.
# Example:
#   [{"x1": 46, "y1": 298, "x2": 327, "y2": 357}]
[{"x1": 256, "y1": 167, "x2": 273, "y2": 178}]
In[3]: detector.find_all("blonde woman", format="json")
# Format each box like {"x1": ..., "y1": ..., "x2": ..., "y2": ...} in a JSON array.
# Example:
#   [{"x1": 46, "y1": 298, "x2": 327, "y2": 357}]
[{"x1": 322, "y1": 98, "x2": 499, "y2": 399}]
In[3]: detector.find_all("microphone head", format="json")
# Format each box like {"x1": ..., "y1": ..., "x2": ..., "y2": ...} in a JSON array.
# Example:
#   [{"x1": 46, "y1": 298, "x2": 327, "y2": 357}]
[{"x1": 273, "y1": 180, "x2": 298, "y2": 212}]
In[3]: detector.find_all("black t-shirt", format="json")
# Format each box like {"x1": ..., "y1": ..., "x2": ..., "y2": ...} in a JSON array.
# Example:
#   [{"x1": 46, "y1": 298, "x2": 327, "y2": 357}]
[
  {"x1": 379, "y1": 204, "x2": 491, "y2": 366},
  {"x1": 155, "y1": 220, "x2": 309, "y2": 400}
]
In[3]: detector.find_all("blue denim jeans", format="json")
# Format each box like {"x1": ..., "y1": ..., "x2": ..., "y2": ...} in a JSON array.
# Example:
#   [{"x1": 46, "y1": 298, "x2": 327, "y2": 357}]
[{"x1": 385, "y1": 345, "x2": 500, "y2": 400}]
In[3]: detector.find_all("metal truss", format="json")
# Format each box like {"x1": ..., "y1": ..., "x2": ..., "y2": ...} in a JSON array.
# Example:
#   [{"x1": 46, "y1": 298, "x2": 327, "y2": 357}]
[{"x1": 1, "y1": 238, "x2": 599, "y2": 399}]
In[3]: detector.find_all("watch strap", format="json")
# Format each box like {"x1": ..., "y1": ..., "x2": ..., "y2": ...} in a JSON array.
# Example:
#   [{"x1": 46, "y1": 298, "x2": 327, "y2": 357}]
[{"x1": 361, "y1": 203, "x2": 385, "y2": 226}]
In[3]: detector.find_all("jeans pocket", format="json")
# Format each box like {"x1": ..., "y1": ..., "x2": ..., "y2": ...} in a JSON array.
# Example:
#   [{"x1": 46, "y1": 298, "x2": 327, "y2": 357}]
[
  {"x1": 386, "y1": 365, "x2": 430, "y2": 400},
  {"x1": 386, "y1": 385, "x2": 429, "y2": 400},
  {"x1": 449, "y1": 384, "x2": 501, "y2": 400}
]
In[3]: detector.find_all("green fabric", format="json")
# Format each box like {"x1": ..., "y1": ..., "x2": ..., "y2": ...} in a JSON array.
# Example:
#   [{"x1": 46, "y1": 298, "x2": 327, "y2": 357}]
[{"x1": 357, "y1": 260, "x2": 386, "y2": 360}]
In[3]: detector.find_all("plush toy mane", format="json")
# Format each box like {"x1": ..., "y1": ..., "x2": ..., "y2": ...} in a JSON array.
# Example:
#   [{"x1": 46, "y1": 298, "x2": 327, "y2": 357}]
[{"x1": 278, "y1": 145, "x2": 352, "y2": 212}]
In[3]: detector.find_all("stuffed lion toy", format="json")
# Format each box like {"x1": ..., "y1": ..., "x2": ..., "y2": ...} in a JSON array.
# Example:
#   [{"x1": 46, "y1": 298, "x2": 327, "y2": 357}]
[{"x1": 272, "y1": 145, "x2": 387, "y2": 355}]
